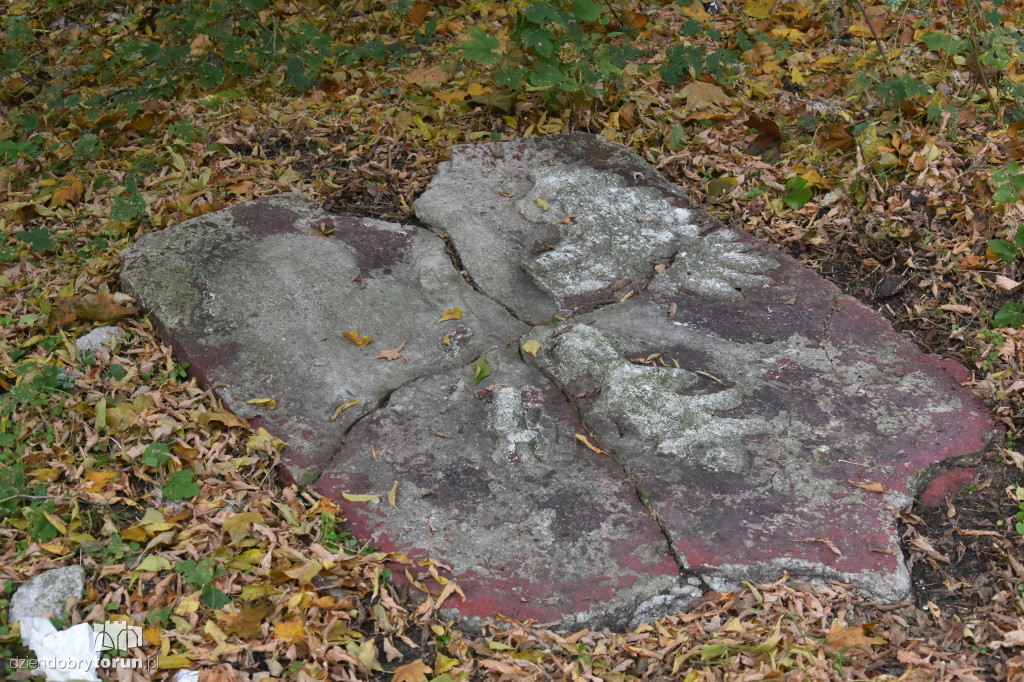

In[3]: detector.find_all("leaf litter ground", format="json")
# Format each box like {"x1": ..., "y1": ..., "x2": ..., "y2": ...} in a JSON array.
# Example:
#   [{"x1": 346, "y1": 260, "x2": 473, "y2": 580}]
[{"x1": 2, "y1": 0, "x2": 1024, "y2": 680}]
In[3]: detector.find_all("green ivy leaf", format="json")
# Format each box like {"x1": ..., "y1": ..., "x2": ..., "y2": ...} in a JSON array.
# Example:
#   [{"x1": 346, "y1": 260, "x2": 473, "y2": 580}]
[
  {"x1": 141, "y1": 442, "x2": 171, "y2": 469},
  {"x1": 994, "y1": 302, "x2": 1024, "y2": 329},
  {"x1": 472, "y1": 358, "x2": 490, "y2": 385},
  {"x1": 988, "y1": 239, "x2": 1018, "y2": 263},
  {"x1": 1014, "y1": 225, "x2": 1024, "y2": 251},
  {"x1": 571, "y1": 0, "x2": 602, "y2": 22},
  {"x1": 783, "y1": 177, "x2": 813, "y2": 210},
  {"x1": 177, "y1": 558, "x2": 216, "y2": 589},
  {"x1": 460, "y1": 26, "x2": 501, "y2": 65},
  {"x1": 162, "y1": 469, "x2": 200, "y2": 500}
]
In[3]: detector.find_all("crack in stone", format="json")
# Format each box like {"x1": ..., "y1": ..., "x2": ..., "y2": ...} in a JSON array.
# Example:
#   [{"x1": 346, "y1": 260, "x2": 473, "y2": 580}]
[{"x1": 517, "y1": 341, "x2": 697, "y2": 587}]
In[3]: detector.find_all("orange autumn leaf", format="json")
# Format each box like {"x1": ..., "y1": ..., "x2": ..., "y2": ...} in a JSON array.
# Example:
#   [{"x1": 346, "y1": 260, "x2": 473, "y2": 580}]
[
  {"x1": 82, "y1": 470, "x2": 118, "y2": 493},
  {"x1": 392, "y1": 659, "x2": 432, "y2": 682},
  {"x1": 848, "y1": 479, "x2": 887, "y2": 493},
  {"x1": 273, "y1": 618, "x2": 305, "y2": 643},
  {"x1": 439, "y1": 307, "x2": 462, "y2": 323},
  {"x1": 344, "y1": 328, "x2": 373, "y2": 346}
]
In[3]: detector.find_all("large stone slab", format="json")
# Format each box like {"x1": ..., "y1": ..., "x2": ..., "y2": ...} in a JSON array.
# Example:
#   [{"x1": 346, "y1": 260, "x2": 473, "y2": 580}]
[
  {"x1": 314, "y1": 348, "x2": 698, "y2": 631},
  {"x1": 119, "y1": 134, "x2": 996, "y2": 632},
  {"x1": 120, "y1": 193, "x2": 526, "y2": 484}
]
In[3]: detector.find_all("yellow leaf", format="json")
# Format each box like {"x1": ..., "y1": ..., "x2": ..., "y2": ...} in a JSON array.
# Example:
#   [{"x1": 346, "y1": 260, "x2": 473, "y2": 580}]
[
  {"x1": 535, "y1": 197, "x2": 550, "y2": 211},
  {"x1": 388, "y1": 480, "x2": 398, "y2": 509},
  {"x1": 274, "y1": 618, "x2": 306, "y2": 643},
  {"x1": 344, "y1": 328, "x2": 373, "y2": 347},
  {"x1": 246, "y1": 398, "x2": 276, "y2": 409},
  {"x1": 135, "y1": 555, "x2": 173, "y2": 573},
  {"x1": 342, "y1": 492, "x2": 382, "y2": 502},
  {"x1": 283, "y1": 560, "x2": 323, "y2": 584},
  {"x1": 439, "y1": 307, "x2": 463, "y2": 323},
  {"x1": 405, "y1": 65, "x2": 448, "y2": 85},
  {"x1": 174, "y1": 591, "x2": 202, "y2": 616},
  {"x1": 157, "y1": 655, "x2": 192, "y2": 669},
  {"x1": 105, "y1": 401, "x2": 138, "y2": 433},
  {"x1": 467, "y1": 82, "x2": 490, "y2": 96},
  {"x1": 247, "y1": 427, "x2": 287, "y2": 454},
  {"x1": 392, "y1": 659, "x2": 432, "y2": 682},
  {"x1": 197, "y1": 409, "x2": 250, "y2": 430},
  {"x1": 42, "y1": 511, "x2": 67, "y2": 535},
  {"x1": 743, "y1": 0, "x2": 775, "y2": 18},
  {"x1": 521, "y1": 339, "x2": 541, "y2": 357},
  {"x1": 435, "y1": 90, "x2": 467, "y2": 104},
  {"x1": 143, "y1": 627, "x2": 162, "y2": 646},
  {"x1": 329, "y1": 398, "x2": 360, "y2": 421},
  {"x1": 82, "y1": 470, "x2": 118, "y2": 493},
  {"x1": 791, "y1": 66, "x2": 805, "y2": 85},
  {"x1": 441, "y1": 333, "x2": 452, "y2": 346},
  {"x1": 221, "y1": 512, "x2": 264, "y2": 543},
  {"x1": 574, "y1": 433, "x2": 605, "y2": 454}
]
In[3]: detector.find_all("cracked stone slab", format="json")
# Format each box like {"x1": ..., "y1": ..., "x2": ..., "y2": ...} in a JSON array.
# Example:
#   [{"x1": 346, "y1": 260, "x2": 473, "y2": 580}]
[
  {"x1": 414, "y1": 133, "x2": 727, "y2": 325},
  {"x1": 314, "y1": 348, "x2": 697, "y2": 631},
  {"x1": 118, "y1": 134, "x2": 998, "y2": 632},
  {"x1": 524, "y1": 283, "x2": 995, "y2": 601},
  {"x1": 120, "y1": 192, "x2": 526, "y2": 485}
]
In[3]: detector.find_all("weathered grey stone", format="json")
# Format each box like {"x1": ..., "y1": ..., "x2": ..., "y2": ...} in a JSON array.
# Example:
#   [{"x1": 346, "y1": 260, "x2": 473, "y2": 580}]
[
  {"x1": 75, "y1": 326, "x2": 123, "y2": 354},
  {"x1": 315, "y1": 347, "x2": 689, "y2": 632},
  {"x1": 414, "y1": 134, "x2": 727, "y2": 324},
  {"x1": 120, "y1": 192, "x2": 526, "y2": 484},
  {"x1": 10, "y1": 566, "x2": 85, "y2": 624},
  {"x1": 117, "y1": 135, "x2": 996, "y2": 632}
]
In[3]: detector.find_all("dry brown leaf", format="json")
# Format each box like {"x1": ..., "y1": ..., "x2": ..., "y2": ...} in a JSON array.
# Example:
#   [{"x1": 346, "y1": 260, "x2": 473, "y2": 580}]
[
  {"x1": 848, "y1": 479, "x2": 888, "y2": 493},
  {"x1": 392, "y1": 659, "x2": 432, "y2": 682},
  {"x1": 910, "y1": 535, "x2": 951, "y2": 563},
  {"x1": 815, "y1": 124, "x2": 855, "y2": 153},
  {"x1": 680, "y1": 81, "x2": 729, "y2": 110},
  {"x1": 826, "y1": 622, "x2": 886, "y2": 650},
  {"x1": 377, "y1": 341, "x2": 409, "y2": 362},
  {"x1": 797, "y1": 536, "x2": 842, "y2": 556}
]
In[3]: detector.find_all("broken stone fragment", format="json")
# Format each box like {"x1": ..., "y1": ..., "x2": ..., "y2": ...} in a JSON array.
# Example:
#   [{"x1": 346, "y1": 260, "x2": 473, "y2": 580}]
[{"x1": 9, "y1": 565, "x2": 85, "y2": 624}]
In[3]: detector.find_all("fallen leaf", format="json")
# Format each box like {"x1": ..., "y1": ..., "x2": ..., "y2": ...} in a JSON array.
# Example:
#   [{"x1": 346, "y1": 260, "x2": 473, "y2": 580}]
[
  {"x1": 535, "y1": 197, "x2": 550, "y2": 211},
  {"x1": 848, "y1": 479, "x2": 888, "y2": 493},
  {"x1": 743, "y1": 0, "x2": 776, "y2": 19},
  {"x1": 439, "y1": 307, "x2": 463, "y2": 322},
  {"x1": 407, "y1": 1, "x2": 429, "y2": 25},
  {"x1": 388, "y1": 480, "x2": 398, "y2": 508},
  {"x1": 377, "y1": 341, "x2": 409, "y2": 362},
  {"x1": 344, "y1": 328, "x2": 373, "y2": 346},
  {"x1": 246, "y1": 398, "x2": 276, "y2": 408},
  {"x1": 940, "y1": 304, "x2": 976, "y2": 314},
  {"x1": 342, "y1": 492, "x2": 382, "y2": 502},
  {"x1": 816, "y1": 124, "x2": 855, "y2": 153},
  {"x1": 221, "y1": 512, "x2": 264, "y2": 543},
  {"x1": 247, "y1": 427, "x2": 286, "y2": 454},
  {"x1": 329, "y1": 398, "x2": 360, "y2": 421},
  {"x1": 574, "y1": 433, "x2": 605, "y2": 454},
  {"x1": 392, "y1": 659, "x2": 432, "y2": 682},
  {"x1": 198, "y1": 409, "x2": 250, "y2": 430},
  {"x1": 797, "y1": 537, "x2": 842, "y2": 556},
  {"x1": 472, "y1": 358, "x2": 490, "y2": 385},
  {"x1": 680, "y1": 81, "x2": 729, "y2": 109},
  {"x1": 522, "y1": 339, "x2": 541, "y2": 357},
  {"x1": 273, "y1": 618, "x2": 305, "y2": 643},
  {"x1": 826, "y1": 622, "x2": 886, "y2": 649},
  {"x1": 82, "y1": 470, "x2": 118, "y2": 493}
]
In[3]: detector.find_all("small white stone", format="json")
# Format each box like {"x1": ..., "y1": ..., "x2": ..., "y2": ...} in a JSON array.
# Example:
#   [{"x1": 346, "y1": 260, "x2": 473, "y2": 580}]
[{"x1": 75, "y1": 326, "x2": 123, "y2": 354}]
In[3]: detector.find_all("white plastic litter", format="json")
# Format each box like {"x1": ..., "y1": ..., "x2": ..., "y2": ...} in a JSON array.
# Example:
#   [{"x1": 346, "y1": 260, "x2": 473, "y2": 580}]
[
  {"x1": 173, "y1": 672, "x2": 200, "y2": 682},
  {"x1": 18, "y1": 616, "x2": 99, "y2": 682}
]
